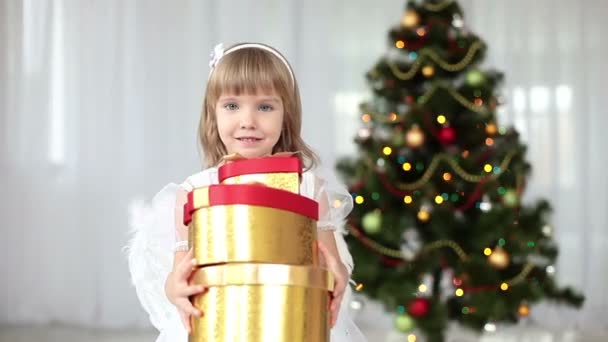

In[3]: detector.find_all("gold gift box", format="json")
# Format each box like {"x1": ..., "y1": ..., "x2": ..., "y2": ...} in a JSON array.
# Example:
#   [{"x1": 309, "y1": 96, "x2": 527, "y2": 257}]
[
  {"x1": 190, "y1": 264, "x2": 333, "y2": 342},
  {"x1": 185, "y1": 184, "x2": 319, "y2": 266},
  {"x1": 218, "y1": 153, "x2": 301, "y2": 194},
  {"x1": 184, "y1": 155, "x2": 332, "y2": 342}
]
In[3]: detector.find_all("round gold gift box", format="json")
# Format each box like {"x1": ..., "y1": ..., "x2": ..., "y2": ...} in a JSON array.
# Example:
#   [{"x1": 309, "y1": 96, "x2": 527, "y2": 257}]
[
  {"x1": 186, "y1": 184, "x2": 320, "y2": 266},
  {"x1": 190, "y1": 263, "x2": 333, "y2": 342}
]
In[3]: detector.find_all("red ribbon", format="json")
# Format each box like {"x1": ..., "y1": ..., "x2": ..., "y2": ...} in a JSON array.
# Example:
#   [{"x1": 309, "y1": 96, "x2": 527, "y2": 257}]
[
  {"x1": 218, "y1": 157, "x2": 301, "y2": 182},
  {"x1": 184, "y1": 184, "x2": 318, "y2": 225}
]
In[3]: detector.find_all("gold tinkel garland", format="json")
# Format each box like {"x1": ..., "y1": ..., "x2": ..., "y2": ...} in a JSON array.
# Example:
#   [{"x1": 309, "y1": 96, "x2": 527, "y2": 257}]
[
  {"x1": 422, "y1": 83, "x2": 490, "y2": 114},
  {"x1": 348, "y1": 224, "x2": 468, "y2": 261},
  {"x1": 366, "y1": 149, "x2": 517, "y2": 190},
  {"x1": 362, "y1": 83, "x2": 490, "y2": 122},
  {"x1": 386, "y1": 41, "x2": 484, "y2": 80},
  {"x1": 423, "y1": 0, "x2": 454, "y2": 12},
  {"x1": 348, "y1": 223, "x2": 536, "y2": 288}
]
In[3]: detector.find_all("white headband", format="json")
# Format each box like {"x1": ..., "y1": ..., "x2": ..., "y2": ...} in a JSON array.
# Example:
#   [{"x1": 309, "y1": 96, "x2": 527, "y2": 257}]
[{"x1": 208, "y1": 43, "x2": 295, "y2": 85}]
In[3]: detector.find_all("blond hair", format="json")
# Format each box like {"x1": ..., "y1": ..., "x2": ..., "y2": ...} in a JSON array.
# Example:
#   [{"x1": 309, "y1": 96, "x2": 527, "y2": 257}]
[{"x1": 198, "y1": 43, "x2": 318, "y2": 169}]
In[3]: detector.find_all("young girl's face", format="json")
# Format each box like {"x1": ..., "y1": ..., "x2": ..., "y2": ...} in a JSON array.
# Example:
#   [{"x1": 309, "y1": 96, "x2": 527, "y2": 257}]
[{"x1": 215, "y1": 90, "x2": 284, "y2": 159}]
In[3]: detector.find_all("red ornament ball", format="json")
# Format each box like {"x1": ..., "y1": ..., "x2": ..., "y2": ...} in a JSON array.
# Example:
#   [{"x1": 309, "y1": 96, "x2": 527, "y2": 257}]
[
  {"x1": 438, "y1": 127, "x2": 456, "y2": 144},
  {"x1": 408, "y1": 298, "x2": 430, "y2": 317}
]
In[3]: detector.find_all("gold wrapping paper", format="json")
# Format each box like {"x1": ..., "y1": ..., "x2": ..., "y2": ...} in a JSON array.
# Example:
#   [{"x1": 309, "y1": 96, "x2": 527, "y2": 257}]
[
  {"x1": 221, "y1": 173, "x2": 300, "y2": 194},
  {"x1": 190, "y1": 264, "x2": 333, "y2": 342},
  {"x1": 190, "y1": 204, "x2": 318, "y2": 266}
]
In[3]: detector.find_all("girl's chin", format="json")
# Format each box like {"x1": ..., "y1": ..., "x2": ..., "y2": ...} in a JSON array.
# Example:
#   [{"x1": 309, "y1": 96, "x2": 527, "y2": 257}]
[{"x1": 227, "y1": 149, "x2": 272, "y2": 159}]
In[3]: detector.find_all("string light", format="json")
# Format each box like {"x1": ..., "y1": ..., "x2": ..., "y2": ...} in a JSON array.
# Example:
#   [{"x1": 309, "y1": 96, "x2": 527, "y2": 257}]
[
  {"x1": 435, "y1": 195, "x2": 444, "y2": 204},
  {"x1": 484, "y1": 248, "x2": 492, "y2": 256},
  {"x1": 355, "y1": 196, "x2": 364, "y2": 204},
  {"x1": 500, "y1": 283, "x2": 509, "y2": 291},
  {"x1": 404, "y1": 196, "x2": 413, "y2": 204},
  {"x1": 485, "y1": 138, "x2": 494, "y2": 146},
  {"x1": 407, "y1": 334, "x2": 417, "y2": 342},
  {"x1": 383, "y1": 146, "x2": 393, "y2": 155},
  {"x1": 486, "y1": 123, "x2": 497, "y2": 135},
  {"x1": 417, "y1": 209, "x2": 431, "y2": 222},
  {"x1": 333, "y1": 199, "x2": 342, "y2": 208},
  {"x1": 437, "y1": 115, "x2": 447, "y2": 124},
  {"x1": 396, "y1": 40, "x2": 406, "y2": 49},
  {"x1": 418, "y1": 284, "x2": 428, "y2": 293},
  {"x1": 365, "y1": 150, "x2": 518, "y2": 190},
  {"x1": 455, "y1": 288, "x2": 464, "y2": 297},
  {"x1": 484, "y1": 164, "x2": 493, "y2": 173},
  {"x1": 389, "y1": 112, "x2": 398, "y2": 121},
  {"x1": 356, "y1": 283, "x2": 364, "y2": 291},
  {"x1": 403, "y1": 162, "x2": 412, "y2": 171},
  {"x1": 362, "y1": 114, "x2": 371, "y2": 122},
  {"x1": 422, "y1": 65, "x2": 435, "y2": 77},
  {"x1": 443, "y1": 172, "x2": 452, "y2": 181}
]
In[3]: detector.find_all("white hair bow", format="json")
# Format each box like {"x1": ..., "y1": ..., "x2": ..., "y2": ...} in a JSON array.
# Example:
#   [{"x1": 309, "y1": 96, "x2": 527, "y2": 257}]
[{"x1": 209, "y1": 43, "x2": 224, "y2": 69}]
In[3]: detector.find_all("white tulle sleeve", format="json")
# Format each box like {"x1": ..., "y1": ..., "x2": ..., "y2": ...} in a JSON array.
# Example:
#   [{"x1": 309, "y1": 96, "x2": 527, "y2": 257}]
[
  {"x1": 125, "y1": 169, "x2": 217, "y2": 341},
  {"x1": 301, "y1": 167, "x2": 368, "y2": 342},
  {"x1": 301, "y1": 166, "x2": 355, "y2": 273},
  {"x1": 301, "y1": 166, "x2": 354, "y2": 231},
  {"x1": 125, "y1": 183, "x2": 187, "y2": 341}
]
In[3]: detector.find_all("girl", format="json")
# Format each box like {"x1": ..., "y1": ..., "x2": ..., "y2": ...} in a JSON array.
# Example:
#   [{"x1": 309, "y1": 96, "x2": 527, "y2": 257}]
[{"x1": 127, "y1": 42, "x2": 367, "y2": 342}]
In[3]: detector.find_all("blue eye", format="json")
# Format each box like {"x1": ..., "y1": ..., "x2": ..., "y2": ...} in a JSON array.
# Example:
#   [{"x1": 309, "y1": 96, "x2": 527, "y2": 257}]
[
  {"x1": 224, "y1": 103, "x2": 238, "y2": 110},
  {"x1": 259, "y1": 104, "x2": 274, "y2": 112}
]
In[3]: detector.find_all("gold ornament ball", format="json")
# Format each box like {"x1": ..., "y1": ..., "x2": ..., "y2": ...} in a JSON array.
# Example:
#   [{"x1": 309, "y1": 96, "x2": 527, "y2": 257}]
[
  {"x1": 422, "y1": 65, "x2": 435, "y2": 77},
  {"x1": 518, "y1": 303, "x2": 530, "y2": 317},
  {"x1": 406, "y1": 125, "x2": 425, "y2": 148},
  {"x1": 488, "y1": 247, "x2": 510, "y2": 269},
  {"x1": 402, "y1": 10, "x2": 420, "y2": 28}
]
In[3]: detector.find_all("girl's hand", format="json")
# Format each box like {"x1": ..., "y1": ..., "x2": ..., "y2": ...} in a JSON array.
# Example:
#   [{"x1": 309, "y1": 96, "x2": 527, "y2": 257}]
[
  {"x1": 165, "y1": 249, "x2": 206, "y2": 333},
  {"x1": 318, "y1": 241, "x2": 348, "y2": 328}
]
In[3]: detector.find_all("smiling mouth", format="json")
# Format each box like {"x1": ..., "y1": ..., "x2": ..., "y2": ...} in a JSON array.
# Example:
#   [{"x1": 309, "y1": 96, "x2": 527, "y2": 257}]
[{"x1": 236, "y1": 137, "x2": 262, "y2": 142}]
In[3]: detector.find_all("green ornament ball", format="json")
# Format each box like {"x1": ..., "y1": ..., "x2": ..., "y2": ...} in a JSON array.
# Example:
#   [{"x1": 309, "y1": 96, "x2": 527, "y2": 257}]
[
  {"x1": 466, "y1": 69, "x2": 485, "y2": 86},
  {"x1": 503, "y1": 189, "x2": 519, "y2": 207},
  {"x1": 395, "y1": 313, "x2": 415, "y2": 332},
  {"x1": 362, "y1": 210, "x2": 382, "y2": 234}
]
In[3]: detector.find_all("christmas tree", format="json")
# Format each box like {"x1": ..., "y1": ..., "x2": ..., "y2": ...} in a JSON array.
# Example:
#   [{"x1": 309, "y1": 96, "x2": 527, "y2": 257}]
[{"x1": 337, "y1": 1, "x2": 584, "y2": 341}]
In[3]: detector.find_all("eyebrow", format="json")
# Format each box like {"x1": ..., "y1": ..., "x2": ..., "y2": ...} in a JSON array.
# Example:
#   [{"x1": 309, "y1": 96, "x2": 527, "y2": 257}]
[
  {"x1": 258, "y1": 97, "x2": 281, "y2": 103},
  {"x1": 218, "y1": 96, "x2": 281, "y2": 103}
]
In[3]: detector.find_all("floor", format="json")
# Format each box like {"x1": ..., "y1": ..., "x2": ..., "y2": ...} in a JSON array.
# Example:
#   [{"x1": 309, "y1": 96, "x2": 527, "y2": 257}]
[{"x1": 0, "y1": 324, "x2": 605, "y2": 342}]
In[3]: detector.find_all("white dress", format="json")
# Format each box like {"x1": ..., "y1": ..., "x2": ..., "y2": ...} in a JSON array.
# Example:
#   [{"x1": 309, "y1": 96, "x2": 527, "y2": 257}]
[{"x1": 126, "y1": 166, "x2": 368, "y2": 342}]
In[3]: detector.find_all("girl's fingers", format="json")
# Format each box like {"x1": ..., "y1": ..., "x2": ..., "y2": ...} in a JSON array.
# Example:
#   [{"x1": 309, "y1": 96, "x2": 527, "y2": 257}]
[
  {"x1": 330, "y1": 291, "x2": 344, "y2": 314},
  {"x1": 178, "y1": 249, "x2": 196, "y2": 278},
  {"x1": 330, "y1": 291, "x2": 344, "y2": 327},
  {"x1": 317, "y1": 241, "x2": 337, "y2": 268},
  {"x1": 176, "y1": 298, "x2": 202, "y2": 318},
  {"x1": 178, "y1": 310, "x2": 191, "y2": 334},
  {"x1": 179, "y1": 284, "x2": 207, "y2": 297}
]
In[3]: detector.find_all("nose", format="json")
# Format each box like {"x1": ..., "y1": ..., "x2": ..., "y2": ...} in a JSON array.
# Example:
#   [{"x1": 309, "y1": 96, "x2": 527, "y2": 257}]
[{"x1": 239, "y1": 109, "x2": 256, "y2": 129}]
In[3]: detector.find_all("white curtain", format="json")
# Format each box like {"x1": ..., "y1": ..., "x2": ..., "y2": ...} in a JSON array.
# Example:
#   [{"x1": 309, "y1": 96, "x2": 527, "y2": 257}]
[{"x1": 1, "y1": 0, "x2": 606, "y2": 336}]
